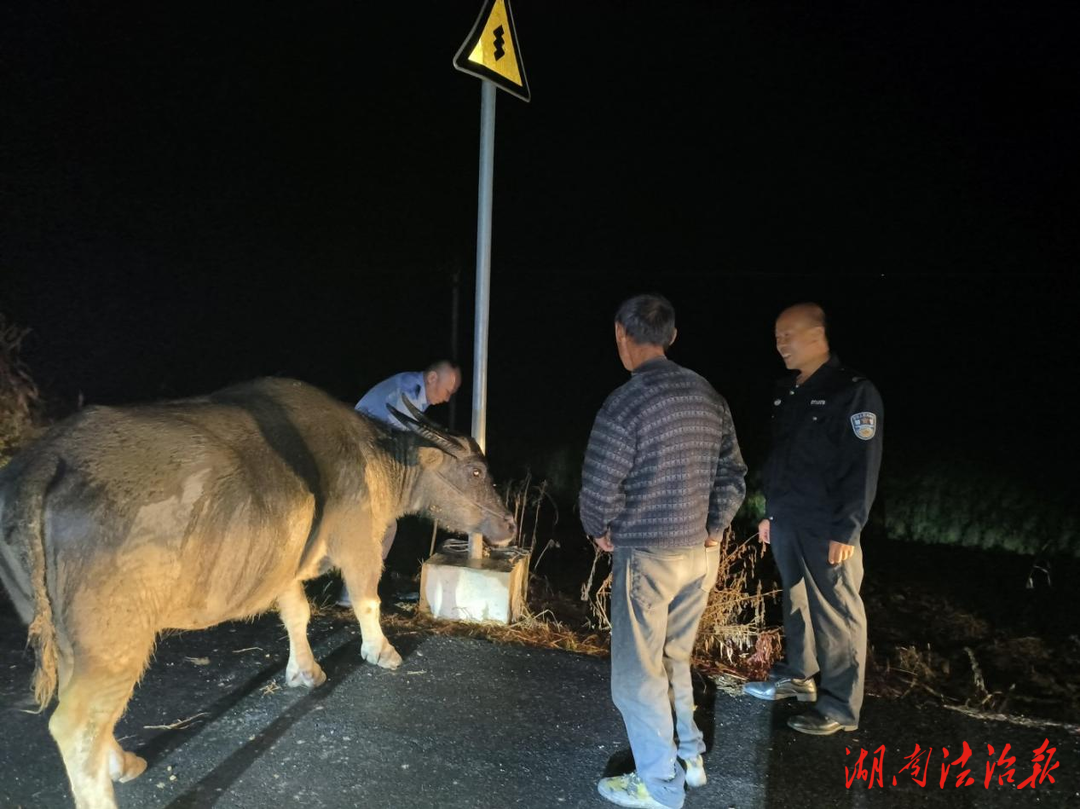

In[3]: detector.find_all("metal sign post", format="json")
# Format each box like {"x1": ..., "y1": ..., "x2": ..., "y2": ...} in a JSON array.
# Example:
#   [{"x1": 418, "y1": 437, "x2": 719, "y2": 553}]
[
  {"x1": 417, "y1": 1, "x2": 532, "y2": 622},
  {"x1": 468, "y1": 79, "x2": 497, "y2": 559},
  {"x1": 454, "y1": 0, "x2": 530, "y2": 560}
]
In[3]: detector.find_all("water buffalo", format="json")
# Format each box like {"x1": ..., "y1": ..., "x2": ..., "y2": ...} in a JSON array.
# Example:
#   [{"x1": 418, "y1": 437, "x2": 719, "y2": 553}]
[{"x1": 0, "y1": 377, "x2": 516, "y2": 809}]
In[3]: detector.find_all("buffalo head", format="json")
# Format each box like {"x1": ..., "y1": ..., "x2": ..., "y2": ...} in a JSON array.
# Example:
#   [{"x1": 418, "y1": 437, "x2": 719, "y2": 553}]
[{"x1": 389, "y1": 399, "x2": 516, "y2": 546}]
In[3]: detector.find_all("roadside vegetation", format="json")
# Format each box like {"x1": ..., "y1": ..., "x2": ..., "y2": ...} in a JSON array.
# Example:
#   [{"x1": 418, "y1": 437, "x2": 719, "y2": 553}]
[{"x1": 0, "y1": 314, "x2": 43, "y2": 468}]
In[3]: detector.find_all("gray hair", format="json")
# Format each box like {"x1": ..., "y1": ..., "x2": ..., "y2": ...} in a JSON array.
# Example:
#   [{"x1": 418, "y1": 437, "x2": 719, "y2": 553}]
[{"x1": 614, "y1": 294, "x2": 676, "y2": 348}]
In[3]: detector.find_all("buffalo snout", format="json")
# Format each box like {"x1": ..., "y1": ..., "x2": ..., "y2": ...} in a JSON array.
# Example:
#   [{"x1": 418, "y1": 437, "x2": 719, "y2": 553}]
[{"x1": 484, "y1": 514, "x2": 517, "y2": 547}]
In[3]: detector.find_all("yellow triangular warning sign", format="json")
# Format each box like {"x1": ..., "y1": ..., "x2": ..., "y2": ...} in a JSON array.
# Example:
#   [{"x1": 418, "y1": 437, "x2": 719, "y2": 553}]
[{"x1": 453, "y1": 0, "x2": 531, "y2": 102}]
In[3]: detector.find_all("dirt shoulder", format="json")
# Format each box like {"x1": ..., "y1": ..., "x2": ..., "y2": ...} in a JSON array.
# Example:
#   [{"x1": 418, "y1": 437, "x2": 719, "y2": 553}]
[
  {"x1": 379, "y1": 535, "x2": 1080, "y2": 730},
  {"x1": 859, "y1": 540, "x2": 1080, "y2": 727}
]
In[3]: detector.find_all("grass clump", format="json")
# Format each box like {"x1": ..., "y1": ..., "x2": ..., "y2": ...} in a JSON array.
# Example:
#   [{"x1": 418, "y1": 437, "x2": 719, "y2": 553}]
[{"x1": 0, "y1": 314, "x2": 43, "y2": 467}]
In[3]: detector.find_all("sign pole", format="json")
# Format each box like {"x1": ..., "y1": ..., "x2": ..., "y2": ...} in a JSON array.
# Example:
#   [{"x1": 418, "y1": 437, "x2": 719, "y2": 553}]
[
  {"x1": 418, "y1": 0, "x2": 530, "y2": 623},
  {"x1": 469, "y1": 79, "x2": 497, "y2": 561},
  {"x1": 453, "y1": 0, "x2": 529, "y2": 562}
]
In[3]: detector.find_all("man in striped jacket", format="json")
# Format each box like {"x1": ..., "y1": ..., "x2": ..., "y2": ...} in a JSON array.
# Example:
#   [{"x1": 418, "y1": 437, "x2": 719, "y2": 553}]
[{"x1": 581, "y1": 294, "x2": 747, "y2": 809}]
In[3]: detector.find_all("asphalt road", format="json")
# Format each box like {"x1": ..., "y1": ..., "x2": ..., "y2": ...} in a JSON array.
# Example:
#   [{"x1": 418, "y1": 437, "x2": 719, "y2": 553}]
[{"x1": 1, "y1": 606, "x2": 1077, "y2": 809}]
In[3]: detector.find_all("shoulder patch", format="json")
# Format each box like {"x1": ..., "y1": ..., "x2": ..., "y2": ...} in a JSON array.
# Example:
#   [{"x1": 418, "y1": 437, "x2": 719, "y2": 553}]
[{"x1": 850, "y1": 412, "x2": 877, "y2": 440}]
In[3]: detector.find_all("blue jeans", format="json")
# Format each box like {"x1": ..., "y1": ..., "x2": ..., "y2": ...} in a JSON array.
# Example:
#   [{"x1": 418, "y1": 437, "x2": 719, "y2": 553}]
[{"x1": 610, "y1": 544, "x2": 720, "y2": 809}]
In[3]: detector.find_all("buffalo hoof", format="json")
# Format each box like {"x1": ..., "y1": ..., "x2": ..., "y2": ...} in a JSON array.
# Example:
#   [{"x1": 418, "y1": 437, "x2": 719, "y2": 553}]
[
  {"x1": 361, "y1": 640, "x2": 402, "y2": 670},
  {"x1": 285, "y1": 661, "x2": 327, "y2": 688},
  {"x1": 110, "y1": 749, "x2": 147, "y2": 783}
]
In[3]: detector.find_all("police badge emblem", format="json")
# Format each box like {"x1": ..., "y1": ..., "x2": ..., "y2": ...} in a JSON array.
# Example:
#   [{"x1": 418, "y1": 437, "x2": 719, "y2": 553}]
[{"x1": 850, "y1": 412, "x2": 877, "y2": 440}]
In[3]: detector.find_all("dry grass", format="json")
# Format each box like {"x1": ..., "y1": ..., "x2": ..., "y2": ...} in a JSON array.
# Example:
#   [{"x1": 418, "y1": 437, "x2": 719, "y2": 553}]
[
  {"x1": 0, "y1": 313, "x2": 43, "y2": 465},
  {"x1": 381, "y1": 601, "x2": 610, "y2": 659},
  {"x1": 500, "y1": 473, "x2": 561, "y2": 561},
  {"x1": 143, "y1": 712, "x2": 209, "y2": 731},
  {"x1": 875, "y1": 643, "x2": 958, "y2": 704},
  {"x1": 692, "y1": 532, "x2": 781, "y2": 678},
  {"x1": 375, "y1": 526, "x2": 781, "y2": 683},
  {"x1": 872, "y1": 641, "x2": 1015, "y2": 714}
]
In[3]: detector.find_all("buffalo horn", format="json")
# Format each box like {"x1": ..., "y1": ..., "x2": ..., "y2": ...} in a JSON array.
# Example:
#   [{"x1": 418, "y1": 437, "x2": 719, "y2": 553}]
[
  {"x1": 386, "y1": 404, "x2": 465, "y2": 457},
  {"x1": 398, "y1": 396, "x2": 474, "y2": 454}
]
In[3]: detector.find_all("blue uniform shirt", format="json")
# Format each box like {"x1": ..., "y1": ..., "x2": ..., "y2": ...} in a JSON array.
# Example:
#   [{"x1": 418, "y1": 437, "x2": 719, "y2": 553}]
[{"x1": 355, "y1": 371, "x2": 429, "y2": 426}]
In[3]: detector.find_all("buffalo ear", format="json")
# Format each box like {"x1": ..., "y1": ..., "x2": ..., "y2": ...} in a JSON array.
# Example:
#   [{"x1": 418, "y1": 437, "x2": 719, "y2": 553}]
[{"x1": 417, "y1": 445, "x2": 446, "y2": 470}]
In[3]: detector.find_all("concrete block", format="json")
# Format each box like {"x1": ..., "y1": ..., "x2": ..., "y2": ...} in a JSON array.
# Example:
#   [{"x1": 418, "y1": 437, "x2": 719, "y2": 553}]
[{"x1": 419, "y1": 549, "x2": 531, "y2": 624}]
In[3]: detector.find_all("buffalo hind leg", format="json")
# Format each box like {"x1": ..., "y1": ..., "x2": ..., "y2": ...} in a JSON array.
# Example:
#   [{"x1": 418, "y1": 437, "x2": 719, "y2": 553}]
[
  {"x1": 343, "y1": 562, "x2": 401, "y2": 669},
  {"x1": 49, "y1": 652, "x2": 149, "y2": 809},
  {"x1": 278, "y1": 581, "x2": 326, "y2": 687}
]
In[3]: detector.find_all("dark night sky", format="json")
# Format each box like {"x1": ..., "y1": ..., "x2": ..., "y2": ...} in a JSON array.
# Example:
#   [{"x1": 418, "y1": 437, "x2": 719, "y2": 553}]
[{"x1": 2, "y1": 1, "x2": 1077, "y2": 490}]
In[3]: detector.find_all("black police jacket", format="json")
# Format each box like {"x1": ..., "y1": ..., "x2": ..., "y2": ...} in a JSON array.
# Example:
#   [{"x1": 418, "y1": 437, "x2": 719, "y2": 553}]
[{"x1": 763, "y1": 354, "x2": 884, "y2": 545}]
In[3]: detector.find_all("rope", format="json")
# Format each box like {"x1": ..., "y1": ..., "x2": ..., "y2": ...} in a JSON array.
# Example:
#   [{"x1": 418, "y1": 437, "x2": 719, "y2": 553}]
[{"x1": 437, "y1": 535, "x2": 530, "y2": 561}]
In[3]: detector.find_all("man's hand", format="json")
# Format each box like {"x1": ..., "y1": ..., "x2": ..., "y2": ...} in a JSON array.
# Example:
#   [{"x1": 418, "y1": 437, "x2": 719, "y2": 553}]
[
  {"x1": 828, "y1": 540, "x2": 854, "y2": 565},
  {"x1": 757, "y1": 518, "x2": 771, "y2": 548},
  {"x1": 593, "y1": 534, "x2": 614, "y2": 552}
]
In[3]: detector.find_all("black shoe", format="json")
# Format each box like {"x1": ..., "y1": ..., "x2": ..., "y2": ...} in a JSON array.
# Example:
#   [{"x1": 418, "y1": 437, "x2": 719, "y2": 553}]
[
  {"x1": 743, "y1": 676, "x2": 817, "y2": 702},
  {"x1": 787, "y1": 710, "x2": 858, "y2": 736}
]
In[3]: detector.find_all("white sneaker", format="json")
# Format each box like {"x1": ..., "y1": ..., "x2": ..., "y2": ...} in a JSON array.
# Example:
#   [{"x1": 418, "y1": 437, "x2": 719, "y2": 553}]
[
  {"x1": 596, "y1": 772, "x2": 667, "y2": 808},
  {"x1": 682, "y1": 755, "x2": 706, "y2": 788}
]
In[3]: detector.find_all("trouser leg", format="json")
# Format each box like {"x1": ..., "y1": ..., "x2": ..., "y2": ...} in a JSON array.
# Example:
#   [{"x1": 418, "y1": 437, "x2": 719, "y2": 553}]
[
  {"x1": 770, "y1": 521, "x2": 818, "y2": 680},
  {"x1": 610, "y1": 548, "x2": 689, "y2": 808},
  {"x1": 798, "y1": 528, "x2": 867, "y2": 726},
  {"x1": 664, "y1": 544, "x2": 719, "y2": 761}
]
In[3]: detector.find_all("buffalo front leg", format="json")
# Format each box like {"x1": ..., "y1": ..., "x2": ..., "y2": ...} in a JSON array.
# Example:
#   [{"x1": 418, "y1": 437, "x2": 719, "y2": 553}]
[
  {"x1": 108, "y1": 737, "x2": 147, "y2": 783},
  {"x1": 277, "y1": 581, "x2": 326, "y2": 688},
  {"x1": 342, "y1": 563, "x2": 401, "y2": 670}
]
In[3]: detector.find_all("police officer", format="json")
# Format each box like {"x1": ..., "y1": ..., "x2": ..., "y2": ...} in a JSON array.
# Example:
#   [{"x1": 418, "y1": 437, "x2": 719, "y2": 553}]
[{"x1": 744, "y1": 302, "x2": 883, "y2": 735}]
